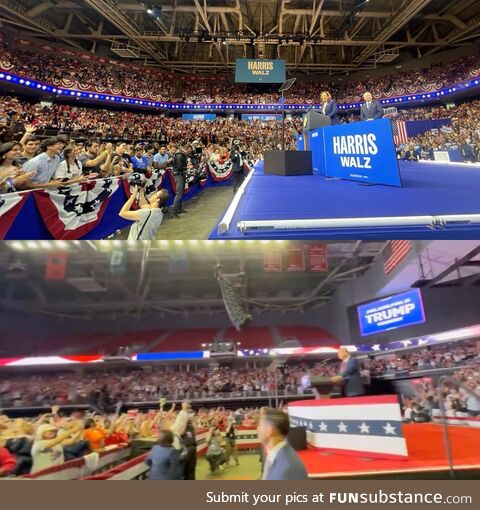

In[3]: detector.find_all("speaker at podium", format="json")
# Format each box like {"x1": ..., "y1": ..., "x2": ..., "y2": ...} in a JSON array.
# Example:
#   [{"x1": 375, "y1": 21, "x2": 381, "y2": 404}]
[{"x1": 303, "y1": 111, "x2": 331, "y2": 150}]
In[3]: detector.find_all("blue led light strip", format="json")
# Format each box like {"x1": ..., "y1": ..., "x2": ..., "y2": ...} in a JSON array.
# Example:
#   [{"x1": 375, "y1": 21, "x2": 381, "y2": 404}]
[{"x1": 0, "y1": 70, "x2": 479, "y2": 112}]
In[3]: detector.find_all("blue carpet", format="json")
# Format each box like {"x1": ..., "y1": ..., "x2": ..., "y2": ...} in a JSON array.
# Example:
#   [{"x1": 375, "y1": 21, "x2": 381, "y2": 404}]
[{"x1": 210, "y1": 161, "x2": 480, "y2": 240}]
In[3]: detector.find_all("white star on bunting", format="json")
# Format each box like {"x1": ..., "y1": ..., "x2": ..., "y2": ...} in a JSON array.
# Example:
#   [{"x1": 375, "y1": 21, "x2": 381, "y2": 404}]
[
  {"x1": 359, "y1": 422, "x2": 370, "y2": 434},
  {"x1": 337, "y1": 422, "x2": 348, "y2": 433},
  {"x1": 383, "y1": 422, "x2": 396, "y2": 435},
  {"x1": 319, "y1": 422, "x2": 328, "y2": 432}
]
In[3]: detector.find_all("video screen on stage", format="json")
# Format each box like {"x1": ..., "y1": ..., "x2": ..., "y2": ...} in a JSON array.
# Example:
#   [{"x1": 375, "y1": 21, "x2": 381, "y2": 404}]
[
  {"x1": 235, "y1": 59, "x2": 286, "y2": 83},
  {"x1": 356, "y1": 288, "x2": 427, "y2": 337}
]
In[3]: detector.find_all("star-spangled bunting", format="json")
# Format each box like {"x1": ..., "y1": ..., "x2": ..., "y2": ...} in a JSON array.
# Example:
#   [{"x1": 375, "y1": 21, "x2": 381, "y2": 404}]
[{"x1": 289, "y1": 417, "x2": 401, "y2": 437}]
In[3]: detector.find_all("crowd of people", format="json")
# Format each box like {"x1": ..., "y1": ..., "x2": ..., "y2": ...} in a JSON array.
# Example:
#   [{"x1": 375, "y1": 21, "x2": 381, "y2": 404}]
[
  {"x1": 0, "y1": 339, "x2": 478, "y2": 478},
  {"x1": 0, "y1": 400, "x2": 267, "y2": 477},
  {"x1": 403, "y1": 364, "x2": 480, "y2": 422},
  {"x1": 1, "y1": 340, "x2": 478, "y2": 409},
  {"x1": 2, "y1": 34, "x2": 480, "y2": 104},
  {"x1": 397, "y1": 99, "x2": 480, "y2": 162}
]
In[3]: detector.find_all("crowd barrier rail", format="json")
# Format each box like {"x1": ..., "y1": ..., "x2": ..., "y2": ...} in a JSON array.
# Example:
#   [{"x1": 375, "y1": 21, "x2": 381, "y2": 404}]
[
  {"x1": 20, "y1": 445, "x2": 131, "y2": 480},
  {"x1": 82, "y1": 427, "x2": 261, "y2": 480},
  {"x1": 1, "y1": 165, "x2": 233, "y2": 240}
]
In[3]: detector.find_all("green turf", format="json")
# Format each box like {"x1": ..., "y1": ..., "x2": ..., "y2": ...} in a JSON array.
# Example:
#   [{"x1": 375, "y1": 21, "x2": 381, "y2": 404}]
[
  {"x1": 196, "y1": 452, "x2": 262, "y2": 480},
  {"x1": 195, "y1": 453, "x2": 480, "y2": 480}
]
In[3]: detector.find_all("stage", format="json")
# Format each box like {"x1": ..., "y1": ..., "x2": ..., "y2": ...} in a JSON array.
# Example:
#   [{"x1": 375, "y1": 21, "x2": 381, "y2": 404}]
[
  {"x1": 210, "y1": 160, "x2": 480, "y2": 240},
  {"x1": 301, "y1": 423, "x2": 480, "y2": 479}
]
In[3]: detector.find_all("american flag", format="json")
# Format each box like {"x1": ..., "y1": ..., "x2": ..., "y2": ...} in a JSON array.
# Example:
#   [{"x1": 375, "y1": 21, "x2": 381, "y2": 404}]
[
  {"x1": 383, "y1": 240, "x2": 412, "y2": 274},
  {"x1": 391, "y1": 119, "x2": 408, "y2": 145}
]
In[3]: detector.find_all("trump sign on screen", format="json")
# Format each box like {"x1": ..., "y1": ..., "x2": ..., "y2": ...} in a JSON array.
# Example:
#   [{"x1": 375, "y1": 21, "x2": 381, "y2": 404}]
[
  {"x1": 323, "y1": 118, "x2": 402, "y2": 186},
  {"x1": 357, "y1": 288, "x2": 426, "y2": 337},
  {"x1": 235, "y1": 59, "x2": 286, "y2": 83}
]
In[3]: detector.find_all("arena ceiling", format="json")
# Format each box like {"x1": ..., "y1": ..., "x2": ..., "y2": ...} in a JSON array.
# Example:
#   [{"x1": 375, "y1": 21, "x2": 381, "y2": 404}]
[
  {"x1": 1, "y1": 0, "x2": 480, "y2": 75},
  {"x1": 0, "y1": 240, "x2": 386, "y2": 319}
]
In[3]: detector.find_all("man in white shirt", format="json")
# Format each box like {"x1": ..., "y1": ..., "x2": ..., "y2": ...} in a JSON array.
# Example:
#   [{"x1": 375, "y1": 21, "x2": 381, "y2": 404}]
[{"x1": 257, "y1": 408, "x2": 308, "y2": 480}]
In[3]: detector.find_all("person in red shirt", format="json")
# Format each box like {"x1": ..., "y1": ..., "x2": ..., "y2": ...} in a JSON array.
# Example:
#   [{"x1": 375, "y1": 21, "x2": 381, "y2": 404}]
[{"x1": 0, "y1": 446, "x2": 16, "y2": 477}]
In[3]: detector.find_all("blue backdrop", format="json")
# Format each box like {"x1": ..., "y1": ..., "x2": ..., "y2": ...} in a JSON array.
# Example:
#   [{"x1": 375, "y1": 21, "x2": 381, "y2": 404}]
[{"x1": 405, "y1": 118, "x2": 452, "y2": 138}]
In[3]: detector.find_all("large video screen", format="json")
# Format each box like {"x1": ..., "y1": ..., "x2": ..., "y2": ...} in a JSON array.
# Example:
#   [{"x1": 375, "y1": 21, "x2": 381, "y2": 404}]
[
  {"x1": 357, "y1": 288, "x2": 426, "y2": 337},
  {"x1": 235, "y1": 59, "x2": 286, "y2": 83}
]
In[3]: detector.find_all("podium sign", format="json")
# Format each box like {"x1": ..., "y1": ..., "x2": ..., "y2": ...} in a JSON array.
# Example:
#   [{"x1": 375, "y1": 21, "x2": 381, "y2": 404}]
[
  {"x1": 288, "y1": 395, "x2": 408, "y2": 460},
  {"x1": 297, "y1": 131, "x2": 326, "y2": 175},
  {"x1": 323, "y1": 119, "x2": 402, "y2": 186},
  {"x1": 309, "y1": 129, "x2": 327, "y2": 176}
]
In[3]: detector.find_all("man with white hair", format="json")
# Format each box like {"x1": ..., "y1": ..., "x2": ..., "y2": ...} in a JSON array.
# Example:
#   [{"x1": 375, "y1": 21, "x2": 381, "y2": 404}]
[
  {"x1": 360, "y1": 92, "x2": 384, "y2": 122},
  {"x1": 331, "y1": 347, "x2": 366, "y2": 397}
]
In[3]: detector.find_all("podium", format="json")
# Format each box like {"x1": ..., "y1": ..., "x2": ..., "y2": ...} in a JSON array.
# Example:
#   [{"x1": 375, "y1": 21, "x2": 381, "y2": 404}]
[
  {"x1": 309, "y1": 375, "x2": 338, "y2": 398},
  {"x1": 264, "y1": 150, "x2": 313, "y2": 177},
  {"x1": 303, "y1": 111, "x2": 331, "y2": 150}
]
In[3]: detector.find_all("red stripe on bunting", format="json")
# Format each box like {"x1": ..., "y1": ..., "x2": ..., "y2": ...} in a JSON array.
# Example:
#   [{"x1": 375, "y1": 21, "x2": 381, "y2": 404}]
[
  {"x1": 32, "y1": 183, "x2": 115, "y2": 240},
  {"x1": 0, "y1": 192, "x2": 29, "y2": 239}
]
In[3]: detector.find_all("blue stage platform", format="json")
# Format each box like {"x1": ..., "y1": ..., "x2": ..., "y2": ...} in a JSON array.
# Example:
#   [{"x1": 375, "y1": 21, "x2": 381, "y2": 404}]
[{"x1": 210, "y1": 161, "x2": 480, "y2": 240}]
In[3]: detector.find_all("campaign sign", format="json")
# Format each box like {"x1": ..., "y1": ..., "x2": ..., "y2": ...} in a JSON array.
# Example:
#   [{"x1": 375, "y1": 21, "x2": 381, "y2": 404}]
[
  {"x1": 298, "y1": 134, "x2": 305, "y2": 150},
  {"x1": 357, "y1": 288, "x2": 426, "y2": 337},
  {"x1": 297, "y1": 130, "x2": 326, "y2": 175},
  {"x1": 235, "y1": 59, "x2": 286, "y2": 83},
  {"x1": 182, "y1": 113, "x2": 216, "y2": 121},
  {"x1": 309, "y1": 128, "x2": 327, "y2": 176},
  {"x1": 323, "y1": 118, "x2": 402, "y2": 186}
]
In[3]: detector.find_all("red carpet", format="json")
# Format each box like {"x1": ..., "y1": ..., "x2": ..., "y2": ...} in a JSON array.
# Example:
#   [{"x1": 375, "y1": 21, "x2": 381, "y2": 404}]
[{"x1": 299, "y1": 423, "x2": 480, "y2": 478}]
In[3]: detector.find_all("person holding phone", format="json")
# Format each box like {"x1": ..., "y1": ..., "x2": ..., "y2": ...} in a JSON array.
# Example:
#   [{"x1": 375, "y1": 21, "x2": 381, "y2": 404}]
[{"x1": 119, "y1": 185, "x2": 169, "y2": 241}]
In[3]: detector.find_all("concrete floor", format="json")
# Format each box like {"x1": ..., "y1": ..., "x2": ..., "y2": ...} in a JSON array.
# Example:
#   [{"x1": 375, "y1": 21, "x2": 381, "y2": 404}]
[{"x1": 158, "y1": 186, "x2": 234, "y2": 240}]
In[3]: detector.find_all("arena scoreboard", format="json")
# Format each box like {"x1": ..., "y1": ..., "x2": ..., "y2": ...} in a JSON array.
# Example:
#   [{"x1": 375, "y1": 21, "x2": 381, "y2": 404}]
[{"x1": 235, "y1": 59, "x2": 286, "y2": 83}]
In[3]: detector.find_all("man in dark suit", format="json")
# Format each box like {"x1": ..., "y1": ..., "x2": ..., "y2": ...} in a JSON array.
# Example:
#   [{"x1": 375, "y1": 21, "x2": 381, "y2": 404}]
[
  {"x1": 332, "y1": 347, "x2": 366, "y2": 397},
  {"x1": 257, "y1": 408, "x2": 308, "y2": 480},
  {"x1": 360, "y1": 92, "x2": 384, "y2": 121},
  {"x1": 320, "y1": 91, "x2": 340, "y2": 125}
]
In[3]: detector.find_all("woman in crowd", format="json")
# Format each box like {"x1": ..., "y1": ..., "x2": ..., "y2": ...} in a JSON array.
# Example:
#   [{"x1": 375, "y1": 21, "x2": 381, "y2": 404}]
[
  {"x1": 145, "y1": 430, "x2": 183, "y2": 480},
  {"x1": 0, "y1": 141, "x2": 35, "y2": 193},
  {"x1": 53, "y1": 145, "x2": 88, "y2": 183},
  {"x1": 119, "y1": 185, "x2": 169, "y2": 241}
]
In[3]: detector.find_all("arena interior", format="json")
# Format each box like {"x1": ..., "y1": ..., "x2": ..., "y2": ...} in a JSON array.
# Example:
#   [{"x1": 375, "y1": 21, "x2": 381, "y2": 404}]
[
  {"x1": 0, "y1": 1, "x2": 480, "y2": 240},
  {"x1": 0, "y1": 239, "x2": 479, "y2": 480},
  {"x1": 0, "y1": 0, "x2": 480, "y2": 484}
]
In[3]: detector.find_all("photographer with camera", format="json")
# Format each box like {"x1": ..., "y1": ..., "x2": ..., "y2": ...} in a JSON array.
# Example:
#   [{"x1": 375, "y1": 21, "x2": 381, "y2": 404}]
[
  {"x1": 119, "y1": 174, "x2": 169, "y2": 240},
  {"x1": 170, "y1": 143, "x2": 189, "y2": 219},
  {"x1": 230, "y1": 143, "x2": 246, "y2": 194}
]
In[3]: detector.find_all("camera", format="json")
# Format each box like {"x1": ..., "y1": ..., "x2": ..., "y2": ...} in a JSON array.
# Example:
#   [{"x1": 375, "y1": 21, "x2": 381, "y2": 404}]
[{"x1": 128, "y1": 172, "x2": 147, "y2": 187}]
